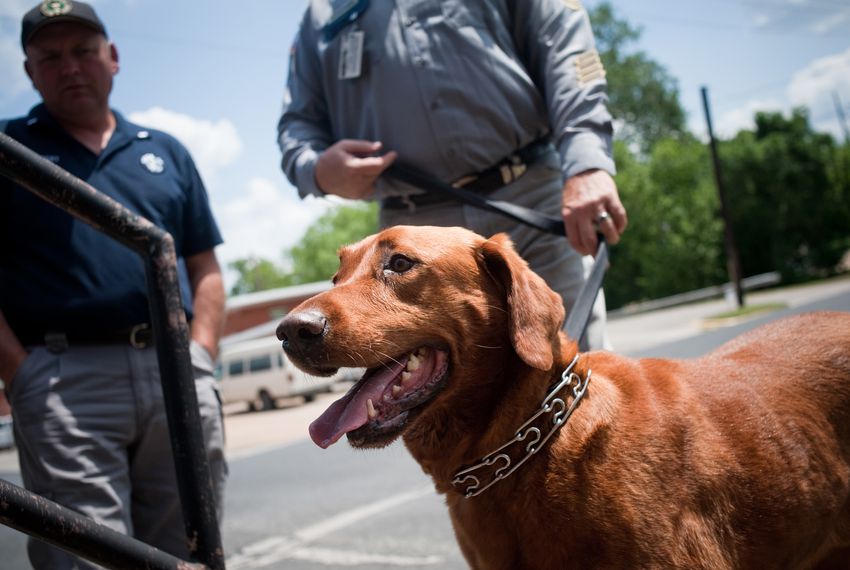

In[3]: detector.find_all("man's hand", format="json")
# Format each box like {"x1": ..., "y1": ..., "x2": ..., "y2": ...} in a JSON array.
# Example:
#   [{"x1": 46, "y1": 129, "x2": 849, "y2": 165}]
[
  {"x1": 315, "y1": 139, "x2": 398, "y2": 200},
  {"x1": 561, "y1": 169, "x2": 628, "y2": 256}
]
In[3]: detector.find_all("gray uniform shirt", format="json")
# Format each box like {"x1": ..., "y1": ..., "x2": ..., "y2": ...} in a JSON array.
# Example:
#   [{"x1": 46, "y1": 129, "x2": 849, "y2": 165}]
[{"x1": 278, "y1": 0, "x2": 615, "y2": 199}]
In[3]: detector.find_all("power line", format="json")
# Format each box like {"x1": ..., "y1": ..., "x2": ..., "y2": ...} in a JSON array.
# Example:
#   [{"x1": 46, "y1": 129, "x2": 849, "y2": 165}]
[
  {"x1": 833, "y1": 91, "x2": 850, "y2": 142},
  {"x1": 711, "y1": 59, "x2": 850, "y2": 105},
  {"x1": 112, "y1": 28, "x2": 288, "y2": 60},
  {"x1": 708, "y1": 0, "x2": 850, "y2": 11},
  {"x1": 618, "y1": 10, "x2": 848, "y2": 40},
  {"x1": 741, "y1": 0, "x2": 848, "y2": 11}
]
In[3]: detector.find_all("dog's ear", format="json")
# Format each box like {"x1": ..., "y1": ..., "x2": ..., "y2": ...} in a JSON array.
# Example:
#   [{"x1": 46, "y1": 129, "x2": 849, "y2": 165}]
[{"x1": 479, "y1": 233, "x2": 565, "y2": 371}]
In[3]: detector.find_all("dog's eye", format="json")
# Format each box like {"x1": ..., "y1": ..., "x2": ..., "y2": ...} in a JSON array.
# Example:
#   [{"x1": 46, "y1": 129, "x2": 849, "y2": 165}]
[{"x1": 385, "y1": 254, "x2": 415, "y2": 274}]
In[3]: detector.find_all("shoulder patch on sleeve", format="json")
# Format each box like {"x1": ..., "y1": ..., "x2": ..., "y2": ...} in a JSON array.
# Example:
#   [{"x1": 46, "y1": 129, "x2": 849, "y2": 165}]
[{"x1": 575, "y1": 49, "x2": 606, "y2": 87}]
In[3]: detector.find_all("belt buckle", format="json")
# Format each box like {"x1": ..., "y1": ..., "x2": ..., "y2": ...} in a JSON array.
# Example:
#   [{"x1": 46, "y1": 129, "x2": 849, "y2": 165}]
[
  {"x1": 499, "y1": 157, "x2": 527, "y2": 186},
  {"x1": 129, "y1": 323, "x2": 150, "y2": 349}
]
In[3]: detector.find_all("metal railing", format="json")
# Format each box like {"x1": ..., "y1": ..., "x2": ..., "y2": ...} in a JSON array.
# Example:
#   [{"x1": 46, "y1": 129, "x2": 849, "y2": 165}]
[
  {"x1": 609, "y1": 272, "x2": 782, "y2": 318},
  {"x1": 0, "y1": 131, "x2": 225, "y2": 570}
]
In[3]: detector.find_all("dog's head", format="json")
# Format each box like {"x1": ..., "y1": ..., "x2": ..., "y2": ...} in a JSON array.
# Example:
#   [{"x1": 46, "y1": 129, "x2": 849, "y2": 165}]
[{"x1": 277, "y1": 225, "x2": 565, "y2": 450}]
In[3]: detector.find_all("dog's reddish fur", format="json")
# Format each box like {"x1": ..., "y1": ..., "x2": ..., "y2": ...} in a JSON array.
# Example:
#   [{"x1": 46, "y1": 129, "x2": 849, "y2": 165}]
[{"x1": 279, "y1": 225, "x2": 850, "y2": 569}]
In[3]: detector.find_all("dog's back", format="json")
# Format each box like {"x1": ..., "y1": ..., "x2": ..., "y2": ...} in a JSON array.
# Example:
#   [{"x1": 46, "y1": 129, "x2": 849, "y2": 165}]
[
  {"x1": 699, "y1": 312, "x2": 850, "y2": 569},
  {"x1": 565, "y1": 311, "x2": 850, "y2": 569}
]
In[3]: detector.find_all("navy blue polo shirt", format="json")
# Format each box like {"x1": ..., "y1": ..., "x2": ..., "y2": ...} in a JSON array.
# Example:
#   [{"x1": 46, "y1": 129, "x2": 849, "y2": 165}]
[{"x1": 0, "y1": 104, "x2": 223, "y2": 339}]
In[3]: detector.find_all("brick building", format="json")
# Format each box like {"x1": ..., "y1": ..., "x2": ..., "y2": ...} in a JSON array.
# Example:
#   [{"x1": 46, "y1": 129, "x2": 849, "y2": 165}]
[{"x1": 223, "y1": 281, "x2": 332, "y2": 338}]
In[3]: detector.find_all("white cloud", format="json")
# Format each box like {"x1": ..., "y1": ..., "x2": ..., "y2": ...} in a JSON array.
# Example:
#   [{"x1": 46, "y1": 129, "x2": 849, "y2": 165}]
[
  {"x1": 127, "y1": 106, "x2": 243, "y2": 183},
  {"x1": 709, "y1": 46, "x2": 850, "y2": 140},
  {"x1": 787, "y1": 46, "x2": 850, "y2": 138},
  {"x1": 213, "y1": 177, "x2": 331, "y2": 287},
  {"x1": 714, "y1": 98, "x2": 784, "y2": 138}
]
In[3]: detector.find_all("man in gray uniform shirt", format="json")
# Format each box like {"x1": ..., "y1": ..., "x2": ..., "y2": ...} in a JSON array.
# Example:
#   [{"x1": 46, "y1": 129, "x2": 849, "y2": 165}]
[{"x1": 278, "y1": 0, "x2": 627, "y2": 349}]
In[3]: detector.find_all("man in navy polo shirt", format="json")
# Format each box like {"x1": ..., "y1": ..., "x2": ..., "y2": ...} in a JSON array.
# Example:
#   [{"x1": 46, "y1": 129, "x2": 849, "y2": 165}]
[{"x1": 0, "y1": 2, "x2": 228, "y2": 568}]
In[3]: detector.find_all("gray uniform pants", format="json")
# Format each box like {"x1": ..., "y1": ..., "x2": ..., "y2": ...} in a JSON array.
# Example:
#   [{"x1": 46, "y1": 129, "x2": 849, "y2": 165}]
[
  {"x1": 8, "y1": 340, "x2": 227, "y2": 569},
  {"x1": 380, "y1": 150, "x2": 611, "y2": 351}
]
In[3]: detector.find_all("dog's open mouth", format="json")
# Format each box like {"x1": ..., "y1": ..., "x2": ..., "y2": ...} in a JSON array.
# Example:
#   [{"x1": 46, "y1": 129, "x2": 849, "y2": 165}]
[{"x1": 309, "y1": 347, "x2": 449, "y2": 449}]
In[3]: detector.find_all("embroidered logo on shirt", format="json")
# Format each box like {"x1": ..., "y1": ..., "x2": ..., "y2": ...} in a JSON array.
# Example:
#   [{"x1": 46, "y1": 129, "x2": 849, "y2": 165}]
[
  {"x1": 140, "y1": 153, "x2": 165, "y2": 174},
  {"x1": 575, "y1": 50, "x2": 606, "y2": 87}
]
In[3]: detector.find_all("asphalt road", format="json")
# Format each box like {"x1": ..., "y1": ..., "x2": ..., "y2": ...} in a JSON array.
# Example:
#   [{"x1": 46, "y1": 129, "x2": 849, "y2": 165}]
[{"x1": 1, "y1": 280, "x2": 849, "y2": 569}]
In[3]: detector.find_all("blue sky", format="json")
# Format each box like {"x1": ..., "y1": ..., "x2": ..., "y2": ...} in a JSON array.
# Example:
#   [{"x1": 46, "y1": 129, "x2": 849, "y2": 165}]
[{"x1": 1, "y1": 0, "x2": 848, "y2": 290}]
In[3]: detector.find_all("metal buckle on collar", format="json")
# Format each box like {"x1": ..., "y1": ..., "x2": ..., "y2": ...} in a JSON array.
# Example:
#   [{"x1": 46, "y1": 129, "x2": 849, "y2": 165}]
[{"x1": 129, "y1": 323, "x2": 151, "y2": 349}]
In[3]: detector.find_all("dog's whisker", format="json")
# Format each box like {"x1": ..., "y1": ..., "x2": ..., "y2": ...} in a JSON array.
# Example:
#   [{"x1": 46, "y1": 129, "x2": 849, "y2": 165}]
[
  {"x1": 372, "y1": 349, "x2": 404, "y2": 369},
  {"x1": 342, "y1": 351, "x2": 362, "y2": 367}
]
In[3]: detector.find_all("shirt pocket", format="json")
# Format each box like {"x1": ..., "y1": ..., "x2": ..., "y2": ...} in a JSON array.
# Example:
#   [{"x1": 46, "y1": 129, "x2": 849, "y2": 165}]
[
  {"x1": 439, "y1": 1, "x2": 514, "y2": 54},
  {"x1": 440, "y1": 1, "x2": 489, "y2": 30}
]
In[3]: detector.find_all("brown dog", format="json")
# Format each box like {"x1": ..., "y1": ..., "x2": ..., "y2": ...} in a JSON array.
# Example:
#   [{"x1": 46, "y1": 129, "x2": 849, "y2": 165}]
[{"x1": 277, "y1": 225, "x2": 850, "y2": 569}]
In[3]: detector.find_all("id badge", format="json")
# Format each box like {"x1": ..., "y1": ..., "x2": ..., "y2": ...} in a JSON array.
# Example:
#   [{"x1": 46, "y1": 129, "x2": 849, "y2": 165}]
[{"x1": 338, "y1": 30, "x2": 365, "y2": 80}]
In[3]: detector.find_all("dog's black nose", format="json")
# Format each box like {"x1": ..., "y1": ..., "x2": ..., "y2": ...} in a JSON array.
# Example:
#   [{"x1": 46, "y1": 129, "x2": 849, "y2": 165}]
[{"x1": 277, "y1": 310, "x2": 328, "y2": 351}]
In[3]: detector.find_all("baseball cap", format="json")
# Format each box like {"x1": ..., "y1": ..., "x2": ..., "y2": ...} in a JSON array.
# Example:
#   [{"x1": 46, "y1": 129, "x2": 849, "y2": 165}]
[{"x1": 21, "y1": 1, "x2": 107, "y2": 49}]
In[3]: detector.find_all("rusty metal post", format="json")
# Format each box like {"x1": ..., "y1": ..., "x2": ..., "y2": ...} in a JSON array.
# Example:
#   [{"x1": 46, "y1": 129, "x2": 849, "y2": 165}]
[
  {"x1": 0, "y1": 479, "x2": 207, "y2": 570},
  {"x1": 0, "y1": 131, "x2": 225, "y2": 570}
]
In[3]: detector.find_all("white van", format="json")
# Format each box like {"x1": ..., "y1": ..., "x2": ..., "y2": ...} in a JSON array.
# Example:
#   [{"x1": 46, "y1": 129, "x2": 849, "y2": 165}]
[{"x1": 215, "y1": 336, "x2": 349, "y2": 411}]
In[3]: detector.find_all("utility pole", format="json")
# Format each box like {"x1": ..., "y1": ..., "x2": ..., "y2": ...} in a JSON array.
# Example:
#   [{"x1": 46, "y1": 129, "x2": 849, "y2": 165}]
[
  {"x1": 833, "y1": 91, "x2": 850, "y2": 144},
  {"x1": 701, "y1": 86, "x2": 745, "y2": 308}
]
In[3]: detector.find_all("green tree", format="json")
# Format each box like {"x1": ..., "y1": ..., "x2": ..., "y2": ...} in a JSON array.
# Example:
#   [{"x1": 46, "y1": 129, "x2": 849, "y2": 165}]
[
  {"x1": 228, "y1": 202, "x2": 379, "y2": 294},
  {"x1": 606, "y1": 138, "x2": 726, "y2": 308},
  {"x1": 721, "y1": 109, "x2": 850, "y2": 281},
  {"x1": 590, "y1": 2, "x2": 688, "y2": 153},
  {"x1": 228, "y1": 257, "x2": 291, "y2": 296},
  {"x1": 285, "y1": 202, "x2": 379, "y2": 284}
]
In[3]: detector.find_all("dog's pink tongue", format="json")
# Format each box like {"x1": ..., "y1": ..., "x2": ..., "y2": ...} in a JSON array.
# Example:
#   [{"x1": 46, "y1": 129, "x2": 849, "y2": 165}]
[{"x1": 309, "y1": 360, "x2": 406, "y2": 448}]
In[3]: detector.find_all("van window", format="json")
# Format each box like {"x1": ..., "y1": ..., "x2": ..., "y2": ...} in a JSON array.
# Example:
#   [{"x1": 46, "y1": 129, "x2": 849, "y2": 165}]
[
  {"x1": 249, "y1": 355, "x2": 273, "y2": 373},
  {"x1": 228, "y1": 360, "x2": 245, "y2": 376},
  {"x1": 278, "y1": 353, "x2": 284, "y2": 368}
]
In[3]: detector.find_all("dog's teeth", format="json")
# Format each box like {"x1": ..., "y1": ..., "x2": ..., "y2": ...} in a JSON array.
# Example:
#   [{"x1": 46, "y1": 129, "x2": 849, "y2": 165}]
[
  {"x1": 407, "y1": 355, "x2": 421, "y2": 371},
  {"x1": 367, "y1": 399, "x2": 377, "y2": 420},
  {"x1": 392, "y1": 385, "x2": 403, "y2": 398},
  {"x1": 401, "y1": 371, "x2": 412, "y2": 384}
]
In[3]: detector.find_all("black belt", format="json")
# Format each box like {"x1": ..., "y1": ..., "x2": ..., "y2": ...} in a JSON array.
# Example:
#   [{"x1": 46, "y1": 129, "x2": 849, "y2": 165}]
[
  {"x1": 19, "y1": 324, "x2": 155, "y2": 350},
  {"x1": 382, "y1": 138, "x2": 553, "y2": 210}
]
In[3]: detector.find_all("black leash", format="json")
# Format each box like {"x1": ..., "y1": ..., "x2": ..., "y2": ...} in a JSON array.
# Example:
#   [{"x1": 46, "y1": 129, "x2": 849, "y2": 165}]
[{"x1": 382, "y1": 161, "x2": 609, "y2": 345}]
